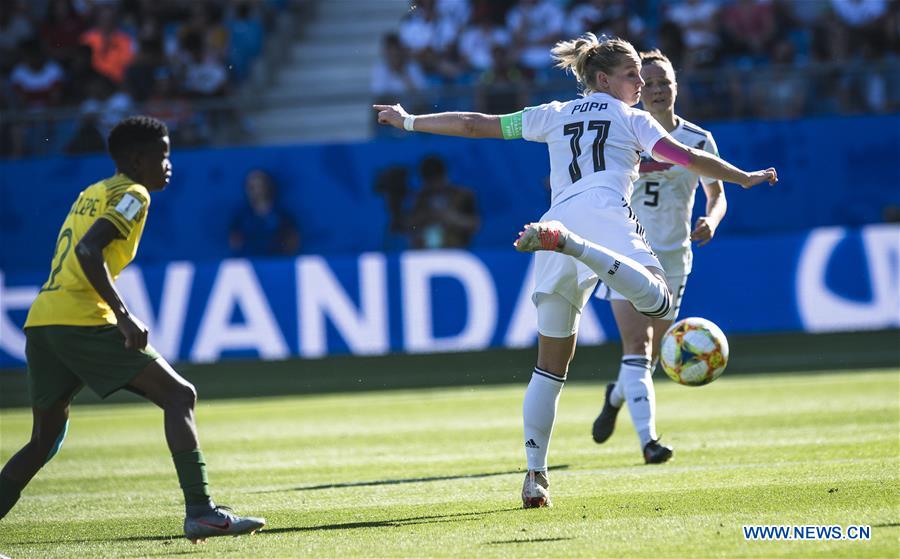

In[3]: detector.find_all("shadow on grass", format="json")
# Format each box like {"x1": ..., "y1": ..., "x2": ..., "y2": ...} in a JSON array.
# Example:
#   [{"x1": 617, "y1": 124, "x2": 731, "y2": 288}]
[
  {"x1": 260, "y1": 508, "x2": 521, "y2": 535},
  {"x1": 257, "y1": 464, "x2": 570, "y2": 493},
  {"x1": 6, "y1": 506, "x2": 530, "y2": 546},
  {"x1": 487, "y1": 536, "x2": 576, "y2": 544}
]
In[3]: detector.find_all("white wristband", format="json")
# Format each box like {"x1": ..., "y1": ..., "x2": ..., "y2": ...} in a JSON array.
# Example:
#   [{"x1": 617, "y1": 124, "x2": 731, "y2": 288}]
[{"x1": 403, "y1": 115, "x2": 416, "y2": 131}]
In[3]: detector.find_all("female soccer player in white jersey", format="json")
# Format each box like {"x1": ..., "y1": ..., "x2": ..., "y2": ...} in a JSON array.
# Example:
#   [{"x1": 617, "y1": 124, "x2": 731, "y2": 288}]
[
  {"x1": 591, "y1": 49, "x2": 727, "y2": 465},
  {"x1": 373, "y1": 33, "x2": 777, "y2": 509}
]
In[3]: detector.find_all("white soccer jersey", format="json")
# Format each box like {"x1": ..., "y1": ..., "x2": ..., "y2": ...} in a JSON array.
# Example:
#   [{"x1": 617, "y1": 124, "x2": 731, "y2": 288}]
[
  {"x1": 521, "y1": 92, "x2": 667, "y2": 206},
  {"x1": 631, "y1": 117, "x2": 719, "y2": 272}
]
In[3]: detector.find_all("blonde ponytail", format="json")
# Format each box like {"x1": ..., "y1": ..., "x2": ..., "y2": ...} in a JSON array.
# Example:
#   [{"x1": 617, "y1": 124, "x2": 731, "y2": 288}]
[{"x1": 551, "y1": 33, "x2": 639, "y2": 96}]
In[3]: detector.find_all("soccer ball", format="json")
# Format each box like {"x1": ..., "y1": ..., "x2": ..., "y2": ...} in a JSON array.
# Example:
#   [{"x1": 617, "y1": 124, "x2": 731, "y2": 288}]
[{"x1": 659, "y1": 317, "x2": 729, "y2": 386}]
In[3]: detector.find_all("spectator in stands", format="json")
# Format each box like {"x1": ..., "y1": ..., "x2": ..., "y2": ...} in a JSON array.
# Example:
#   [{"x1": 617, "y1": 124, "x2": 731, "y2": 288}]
[
  {"x1": 9, "y1": 39, "x2": 64, "y2": 110},
  {"x1": 810, "y1": 8, "x2": 852, "y2": 64},
  {"x1": 62, "y1": 44, "x2": 107, "y2": 104},
  {"x1": 566, "y1": 0, "x2": 645, "y2": 45},
  {"x1": 7, "y1": 39, "x2": 64, "y2": 156},
  {"x1": 39, "y1": 0, "x2": 87, "y2": 66},
  {"x1": 229, "y1": 170, "x2": 301, "y2": 257},
  {"x1": 178, "y1": 31, "x2": 229, "y2": 99},
  {"x1": 436, "y1": 0, "x2": 472, "y2": 31},
  {"x1": 831, "y1": 0, "x2": 889, "y2": 39},
  {"x1": 664, "y1": 0, "x2": 720, "y2": 68},
  {"x1": 840, "y1": 39, "x2": 891, "y2": 114},
  {"x1": 79, "y1": 5, "x2": 135, "y2": 84},
  {"x1": 371, "y1": 32, "x2": 427, "y2": 133},
  {"x1": 178, "y1": 1, "x2": 230, "y2": 64},
  {"x1": 721, "y1": 0, "x2": 777, "y2": 65},
  {"x1": 399, "y1": 0, "x2": 461, "y2": 81},
  {"x1": 374, "y1": 165, "x2": 413, "y2": 251},
  {"x1": 506, "y1": 0, "x2": 565, "y2": 77},
  {"x1": 656, "y1": 19, "x2": 686, "y2": 70},
  {"x1": 143, "y1": 67, "x2": 209, "y2": 147},
  {"x1": 458, "y1": 8, "x2": 511, "y2": 74},
  {"x1": 408, "y1": 155, "x2": 480, "y2": 249},
  {"x1": 226, "y1": 1, "x2": 264, "y2": 82},
  {"x1": 476, "y1": 44, "x2": 529, "y2": 114},
  {"x1": 126, "y1": 37, "x2": 167, "y2": 104},
  {"x1": 75, "y1": 75, "x2": 134, "y2": 140},
  {"x1": 753, "y1": 38, "x2": 807, "y2": 119},
  {"x1": 0, "y1": 1, "x2": 34, "y2": 73}
]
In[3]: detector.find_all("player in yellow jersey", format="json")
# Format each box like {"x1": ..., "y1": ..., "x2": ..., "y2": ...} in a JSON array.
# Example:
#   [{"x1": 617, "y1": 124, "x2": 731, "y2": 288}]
[{"x1": 0, "y1": 116, "x2": 265, "y2": 543}]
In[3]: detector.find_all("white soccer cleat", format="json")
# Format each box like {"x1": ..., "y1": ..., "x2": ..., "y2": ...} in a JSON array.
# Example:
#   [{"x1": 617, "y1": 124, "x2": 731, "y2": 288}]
[
  {"x1": 183, "y1": 505, "x2": 266, "y2": 544},
  {"x1": 514, "y1": 221, "x2": 570, "y2": 253},
  {"x1": 521, "y1": 470, "x2": 552, "y2": 508}
]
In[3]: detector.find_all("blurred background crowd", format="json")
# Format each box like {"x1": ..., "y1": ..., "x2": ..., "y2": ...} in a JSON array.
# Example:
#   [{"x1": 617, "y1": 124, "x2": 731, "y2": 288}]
[
  {"x1": 1, "y1": 0, "x2": 289, "y2": 157},
  {"x1": 2, "y1": 0, "x2": 899, "y2": 157},
  {"x1": 374, "y1": 0, "x2": 900, "y2": 127}
]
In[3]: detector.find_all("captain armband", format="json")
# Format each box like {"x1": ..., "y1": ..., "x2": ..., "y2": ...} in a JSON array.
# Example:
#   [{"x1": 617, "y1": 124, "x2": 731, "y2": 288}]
[{"x1": 499, "y1": 111, "x2": 524, "y2": 140}]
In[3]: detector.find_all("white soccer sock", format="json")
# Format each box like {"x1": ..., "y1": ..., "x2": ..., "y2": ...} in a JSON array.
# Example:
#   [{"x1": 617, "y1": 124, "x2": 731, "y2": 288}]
[
  {"x1": 561, "y1": 233, "x2": 670, "y2": 318},
  {"x1": 523, "y1": 367, "x2": 565, "y2": 472},
  {"x1": 617, "y1": 355, "x2": 657, "y2": 448},
  {"x1": 610, "y1": 379, "x2": 625, "y2": 408}
]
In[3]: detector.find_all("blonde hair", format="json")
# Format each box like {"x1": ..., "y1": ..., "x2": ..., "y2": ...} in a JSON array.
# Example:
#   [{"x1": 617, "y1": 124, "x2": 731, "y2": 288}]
[{"x1": 551, "y1": 33, "x2": 639, "y2": 96}]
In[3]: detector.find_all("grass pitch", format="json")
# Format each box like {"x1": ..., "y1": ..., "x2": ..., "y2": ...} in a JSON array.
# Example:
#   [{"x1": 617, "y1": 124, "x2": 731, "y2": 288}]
[{"x1": 0, "y1": 368, "x2": 897, "y2": 558}]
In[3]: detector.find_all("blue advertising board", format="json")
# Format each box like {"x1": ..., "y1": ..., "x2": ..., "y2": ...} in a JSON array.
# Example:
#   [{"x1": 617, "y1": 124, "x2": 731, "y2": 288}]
[
  {"x1": 1, "y1": 224, "x2": 896, "y2": 368},
  {"x1": 1, "y1": 114, "x2": 898, "y2": 272}
]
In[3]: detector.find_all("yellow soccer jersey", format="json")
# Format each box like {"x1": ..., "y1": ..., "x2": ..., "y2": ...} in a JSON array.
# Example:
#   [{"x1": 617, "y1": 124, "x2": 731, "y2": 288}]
[{"x1": 25, "y1": 174, "x2": 151, "y2": 327}]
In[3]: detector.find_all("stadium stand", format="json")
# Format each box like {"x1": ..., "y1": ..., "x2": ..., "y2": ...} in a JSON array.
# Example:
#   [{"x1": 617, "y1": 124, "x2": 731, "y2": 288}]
[
  {"x1": 3, "y1": 0, "x2": 898, "y2": 156},
  {"x1": 1, "y1": 0, "x2": 308, "y2": 157}
]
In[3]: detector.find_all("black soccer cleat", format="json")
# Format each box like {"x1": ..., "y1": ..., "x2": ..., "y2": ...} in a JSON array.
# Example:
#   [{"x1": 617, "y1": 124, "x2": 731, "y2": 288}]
[
  {"x1": 643, "y1": 439, "x2": 674, "y2": 464},
  {"x1": 591, "y1": 383, "x2": 621, "y2": 444}
]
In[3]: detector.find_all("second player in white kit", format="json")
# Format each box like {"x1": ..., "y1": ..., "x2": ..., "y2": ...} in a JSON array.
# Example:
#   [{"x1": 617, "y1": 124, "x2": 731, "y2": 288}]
[
  {"x1": 373, "y1": 33, "x2": 777, "y2": 509},
  {"x1": 593, "y1": 49, "x2": 728, "y2": 464}
]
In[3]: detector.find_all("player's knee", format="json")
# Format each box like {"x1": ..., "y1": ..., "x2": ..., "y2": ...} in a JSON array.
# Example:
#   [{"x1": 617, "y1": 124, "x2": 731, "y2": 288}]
[
  {"x1": 169, "y1": 382, "x2": 197, "y2": 411},
  {"x1": 637, "y1": 281, "x2": 671, "y2": 319}
]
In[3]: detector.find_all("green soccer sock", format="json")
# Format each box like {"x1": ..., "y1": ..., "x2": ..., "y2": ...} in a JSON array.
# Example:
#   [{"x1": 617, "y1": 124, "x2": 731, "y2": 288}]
[
  {"x1": 0, "y1": 473, "x2": 25, "y2": 520},
  {"x1": 172, "y1": 449, "x2": 213, "y2": 510}
]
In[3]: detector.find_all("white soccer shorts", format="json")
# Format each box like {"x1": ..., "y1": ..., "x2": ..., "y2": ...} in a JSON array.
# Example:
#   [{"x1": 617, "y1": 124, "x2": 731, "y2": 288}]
[{"x1": 531, "y1": 188, "x2": 662, "y2": 312}]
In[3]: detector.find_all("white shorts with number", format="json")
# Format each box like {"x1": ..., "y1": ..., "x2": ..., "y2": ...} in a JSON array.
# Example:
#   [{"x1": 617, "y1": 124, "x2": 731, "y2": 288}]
[
  {"x1": 596, "y1": 248, "x2": 689, "y2": 321},
  {"x1": 532, "y1": 188, "x2": 662, "y2": 312}
]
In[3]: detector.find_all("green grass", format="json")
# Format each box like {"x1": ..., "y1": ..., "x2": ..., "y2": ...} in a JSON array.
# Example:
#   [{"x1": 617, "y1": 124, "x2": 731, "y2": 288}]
[{"x1": 1, "y1": 368, "x2": 898, "y2": 558}]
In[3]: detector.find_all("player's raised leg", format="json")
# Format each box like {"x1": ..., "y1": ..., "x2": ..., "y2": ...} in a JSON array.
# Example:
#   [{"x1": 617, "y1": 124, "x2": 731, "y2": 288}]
[
  {"x1": 515, "y1": 221, "x2": 671, "y2": 319},
  {"x1": 0, "y1": 399, "x2": 71, "y2": 520},
  {"x1": 128, "y1": 359, "x2": 265, "y2": 542}
]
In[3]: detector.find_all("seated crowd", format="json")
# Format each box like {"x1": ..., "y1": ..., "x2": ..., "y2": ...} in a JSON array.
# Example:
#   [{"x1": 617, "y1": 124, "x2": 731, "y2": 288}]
[
  {"x1": 372, "y1": 0, "x2": 900, "y2": 128},
  {"x1": 1, "y1": 0, "x2": 284, "y2": 157}
]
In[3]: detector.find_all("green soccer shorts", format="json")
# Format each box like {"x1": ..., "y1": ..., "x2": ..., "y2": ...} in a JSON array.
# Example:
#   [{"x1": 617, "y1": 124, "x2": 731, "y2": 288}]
[{"x1": 25, "y1": 325, "x2": 160, "y2": 409}]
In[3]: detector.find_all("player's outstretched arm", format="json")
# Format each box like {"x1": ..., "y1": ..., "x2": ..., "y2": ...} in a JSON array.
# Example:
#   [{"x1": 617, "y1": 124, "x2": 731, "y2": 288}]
[
  {"x1": 373, "y1": 104, "x2": 504, "y2": 139},
  {"x1": 651, "y1": 136, "x2": 777, "y2": 189},
  {"x1": 691, "y1": 180, "x2": 727, "y2": 247},
  {"x1": 75, "y1": 218, "x2": 149, "y2": 349}
]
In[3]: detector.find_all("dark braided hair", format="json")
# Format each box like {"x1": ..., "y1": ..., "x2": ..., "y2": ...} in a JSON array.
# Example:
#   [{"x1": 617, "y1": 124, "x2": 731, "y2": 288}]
[{"x1": 107, "y1": 116, "x2": 168, "y2": 161}]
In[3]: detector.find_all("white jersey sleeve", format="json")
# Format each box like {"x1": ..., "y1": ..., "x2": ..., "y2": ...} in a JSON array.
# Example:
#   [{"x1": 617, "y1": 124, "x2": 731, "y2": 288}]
[
  {"x1": 521, "y1": 101, "x2": 564, "y2": 143},
  {"x1": 630, "y1": 109, "x2": 668, "y2": 154}
]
